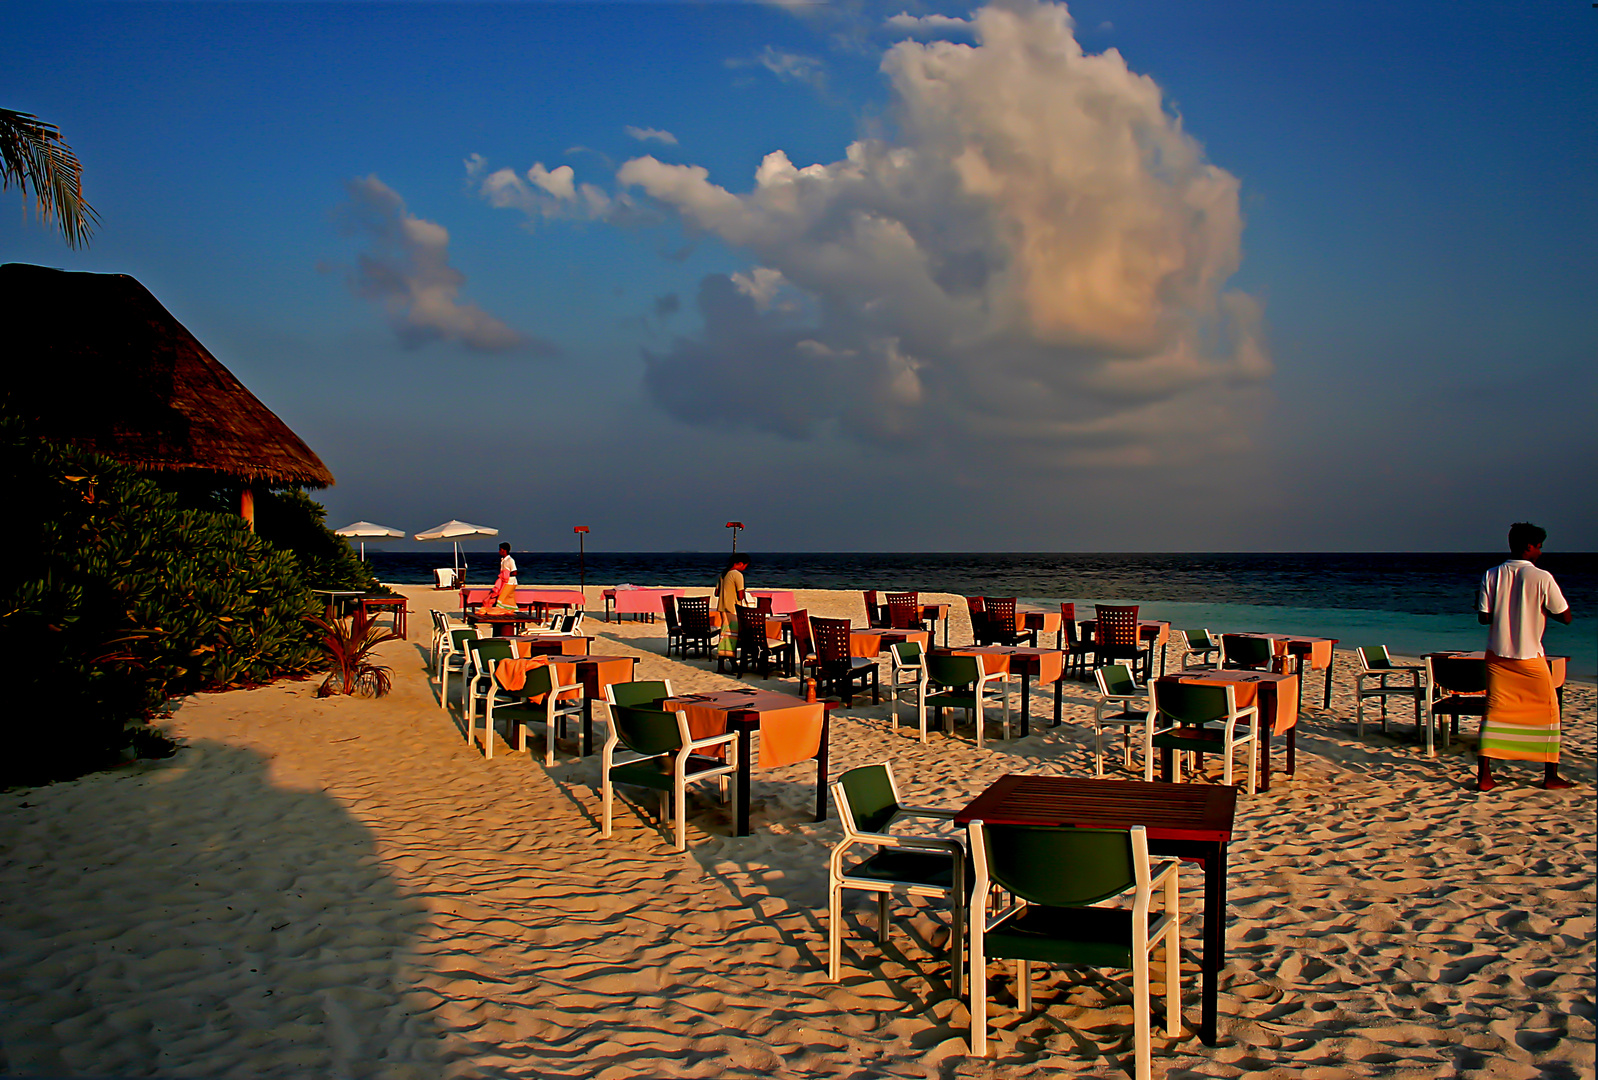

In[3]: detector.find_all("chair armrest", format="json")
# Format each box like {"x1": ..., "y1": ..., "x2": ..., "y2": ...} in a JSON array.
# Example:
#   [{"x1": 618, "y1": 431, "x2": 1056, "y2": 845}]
[
  {"x1": 896, "y1": 805, "x2": 957, "y2": 820},
  {"x1": 687, "y1": 732, "x2": 739, "y2": 752},
  {"x1": 1149, "y1": 857, "x2": 1180, "y2": 889},
  {"x1": 849, "y1": 829, "x2": 964, "y2": 855}
]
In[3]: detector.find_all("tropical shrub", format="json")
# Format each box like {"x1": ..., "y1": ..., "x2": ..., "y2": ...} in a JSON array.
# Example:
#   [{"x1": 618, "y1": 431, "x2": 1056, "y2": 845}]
[
  {"x1": 307, "y1": 609, "x2": 399, "y2": 697},
  {"x1": 0, "y1": 414, "x2": 330, "y2": 784}
]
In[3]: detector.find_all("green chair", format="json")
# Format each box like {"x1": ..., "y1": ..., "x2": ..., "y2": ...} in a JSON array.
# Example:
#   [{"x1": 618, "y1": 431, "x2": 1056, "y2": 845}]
[
  {"x1": 827, "y1": 763, "x2": 965, "y2": 994},
  {"x1": 888, "y1": 641, "x2": 930, "y2": 743},
  {"x1": 437, "y1": 626, "x2": 477, "y2": 708},
  {"x1": 464, "y1": 637, "x2": 516, "y2": 743},
  {"x1": 1423, "y1": 654, "x2": 1487, "y2": 758},
  {"x1": 925, "y1": 653, "x2": 1009, "y2": 748},
  {"x1": 1091, "y1": 663, "x2": 1166, "y2": 778},
  {"x1": 486, "y1": 661, "x2": 585, "y2": 765},
  {"x1": 1355, "y1": 645, "x2": 1426, "y2": 739},
  {"x1": 600, "y1": 693, "x2": 737, "y2": 851},
  {"x1": 1220, "y1": 634, "x2": 1275, "y2": 672},
  {"x1": 966, "y1": 820, "x2": 1181, "y2": 1077},
  {"x1": 1176, "y1": 629, "x2": 1220, "y2": 671},
  {"x1": 1149, "y1": 680, "x2": 1259, "y2": 794},
  {"x1": 606, "y1": 679, "x2": 675, "y2": 710}
]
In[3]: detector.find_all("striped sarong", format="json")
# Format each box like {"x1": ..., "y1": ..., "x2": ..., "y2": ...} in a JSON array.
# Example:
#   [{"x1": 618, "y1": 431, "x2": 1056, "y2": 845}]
[
  {"x1": 718, "y1": 618, "x2": 738, "y2": 658},
  {"x1": 1481, "y1": 653, "x2": 1561, "y2": 763}
]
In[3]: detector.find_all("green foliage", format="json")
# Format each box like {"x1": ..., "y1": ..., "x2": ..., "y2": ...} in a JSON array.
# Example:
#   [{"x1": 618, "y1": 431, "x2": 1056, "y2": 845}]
[
  {"x1": 256, "y1": 487, "x2": 382, "y2": 593},
  {"x1": 0, "y1": 414, "x2": 328, "y2": 785}
]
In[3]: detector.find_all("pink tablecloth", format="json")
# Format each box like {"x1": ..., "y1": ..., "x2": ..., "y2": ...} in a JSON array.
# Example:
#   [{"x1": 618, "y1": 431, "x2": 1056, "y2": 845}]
[{"x1": 461, "y1": 586, "x2": 586, "y2": 610}]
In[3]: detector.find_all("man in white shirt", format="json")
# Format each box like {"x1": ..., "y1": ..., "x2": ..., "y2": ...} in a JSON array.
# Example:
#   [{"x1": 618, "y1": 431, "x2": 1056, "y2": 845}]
[
  {"x1": 1474, "y1": 522, "x2": 1573, "y2": 791},
  {"x1": 483, "y1": 542, "x2": 518, "y2": 612}
]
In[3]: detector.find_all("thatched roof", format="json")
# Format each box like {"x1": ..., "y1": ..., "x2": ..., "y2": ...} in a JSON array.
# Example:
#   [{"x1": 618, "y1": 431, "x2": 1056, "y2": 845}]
[{"x1": 0, "y1": 263, "x2": 335, "y2": 488}]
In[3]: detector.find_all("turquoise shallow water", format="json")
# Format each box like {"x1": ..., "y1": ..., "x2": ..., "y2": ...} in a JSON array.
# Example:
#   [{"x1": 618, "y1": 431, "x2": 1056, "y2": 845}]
[{"x1": 1029, "y1": 596, "x2": 1596, "y2": 682}]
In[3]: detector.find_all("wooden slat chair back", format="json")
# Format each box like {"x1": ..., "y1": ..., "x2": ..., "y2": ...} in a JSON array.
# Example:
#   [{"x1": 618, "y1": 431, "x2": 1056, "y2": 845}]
[
  {"x1": 813, "y1": 615, "x2": 879, "y2": 705},
  {"x1": 886, "y1": 591, "x2": 922, "y2": 630},
  {"x1": 676, "y1": 595, "x2": 716, "y2": 658}
]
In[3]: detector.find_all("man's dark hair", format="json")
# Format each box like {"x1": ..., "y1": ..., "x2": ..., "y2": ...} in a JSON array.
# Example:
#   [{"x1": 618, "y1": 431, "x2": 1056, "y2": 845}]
[
  {"x1": 1508, "y1": 522, "x2": 1547, "y2": 553},
  {"x1": 499, "y1": 542, "x2": 511, "y2": 554}
]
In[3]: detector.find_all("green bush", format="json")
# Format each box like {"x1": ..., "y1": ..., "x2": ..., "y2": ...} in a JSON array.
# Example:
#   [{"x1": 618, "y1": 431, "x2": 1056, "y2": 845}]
[
  {"x1": 256, "y1": 487, "x2": 382, "y2": 593},
  {"x1": 0, "y1": 415, "x2": 340, "y2": 785}
]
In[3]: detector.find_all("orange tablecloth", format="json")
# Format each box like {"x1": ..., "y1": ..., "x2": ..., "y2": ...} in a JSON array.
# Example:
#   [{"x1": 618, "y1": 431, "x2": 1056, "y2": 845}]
[
  {"x1": 850, "y1": 628, "x2": 930, "y2": 658},
  {"x1": 1014, "y1": 608, "x2": 1063, "y2": 634},
  {"x1": 1161, "y1": 670, "x2": 1300, "y2": 735},
  {"x1": 945, "y1": 646, "x2": 1067, "y2": 684},
  {"x1": 494, "y1": 656, "x2": 582, "y2": 703},
  {"x1": 1234, "y1": 633, "x2": 1335, "y2": 670},
  {"x1": 1079, "y1": 619, "x2": 1171, "y2": 646},
  {"x1": 664, "y1": 689, "x2": 825, "y2": 768}
]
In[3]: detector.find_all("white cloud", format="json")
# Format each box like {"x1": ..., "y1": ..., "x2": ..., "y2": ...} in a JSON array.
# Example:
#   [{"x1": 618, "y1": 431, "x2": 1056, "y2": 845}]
[
  {"x1": 334, "y1": 174, "x2": 532, "y2": 353},
  {"x1": 728, "y1": 46, "x2": 827, "y2": 88},
  {"x1": 730, "y1": 266, "x2": 788, "y2": 310},
  {"x1": 625, "y1": 125, "x2": 679, "y2": 145},
  {"x1": 883, "y1": 12, "x2": 976, "y2": 37}
]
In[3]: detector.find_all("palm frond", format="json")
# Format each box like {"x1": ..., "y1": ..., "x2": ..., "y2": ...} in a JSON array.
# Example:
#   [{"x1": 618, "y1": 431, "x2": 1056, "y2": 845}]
[{"x1": 0, "y1": 107, "x2": 99, "y2": 248}]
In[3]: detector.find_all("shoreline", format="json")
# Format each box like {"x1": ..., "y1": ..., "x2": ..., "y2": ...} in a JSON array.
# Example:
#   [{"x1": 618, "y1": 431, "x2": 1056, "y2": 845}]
[{"x1": 1, "y1": 586, "x2": 1592, "y2": 1078}]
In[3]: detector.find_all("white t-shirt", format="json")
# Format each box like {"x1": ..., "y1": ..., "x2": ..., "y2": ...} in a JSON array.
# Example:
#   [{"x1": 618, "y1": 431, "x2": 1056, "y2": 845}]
[
  {"x1": 1477, "y1": 559, "x2": 1568, "y2": 659},
  {"x1": 500, "y1": 554, "x2": 518, "y2": 585}
]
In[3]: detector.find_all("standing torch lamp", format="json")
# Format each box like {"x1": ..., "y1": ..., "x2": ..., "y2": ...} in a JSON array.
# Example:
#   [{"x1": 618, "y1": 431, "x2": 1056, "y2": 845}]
[
  {"x1": 574, "y1": 526, "x2": 590, "y2": 600},
  {"x1": 726, "y1": 521, "x2": 743, "y2": 553}
]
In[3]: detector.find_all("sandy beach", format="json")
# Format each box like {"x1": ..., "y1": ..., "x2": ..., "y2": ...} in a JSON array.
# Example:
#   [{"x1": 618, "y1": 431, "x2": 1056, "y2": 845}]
[{"x1": 2, "y1": 586, "x2": 1592, "y2": 1079}]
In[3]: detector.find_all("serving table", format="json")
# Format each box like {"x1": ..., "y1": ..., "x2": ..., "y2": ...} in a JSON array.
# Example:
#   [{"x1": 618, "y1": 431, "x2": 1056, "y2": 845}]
[
  {"x1": 660, "y1": 688, "x2": 834, "y2": 837},
  {"x1": 955, "y1": 775, "x2": 1237, "y2": 1046}
]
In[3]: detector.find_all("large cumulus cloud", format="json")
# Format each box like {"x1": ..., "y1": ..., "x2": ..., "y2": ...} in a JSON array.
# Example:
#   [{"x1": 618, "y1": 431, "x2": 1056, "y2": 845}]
[{"x1": 503, "y1": 0, "x2": 1269, "y2": 463}]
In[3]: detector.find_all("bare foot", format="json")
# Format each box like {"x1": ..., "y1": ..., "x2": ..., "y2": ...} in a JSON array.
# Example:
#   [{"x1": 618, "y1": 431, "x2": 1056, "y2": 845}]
[{"x1": 1543, "y1": 774, "x2": 1573, "y2": 790}]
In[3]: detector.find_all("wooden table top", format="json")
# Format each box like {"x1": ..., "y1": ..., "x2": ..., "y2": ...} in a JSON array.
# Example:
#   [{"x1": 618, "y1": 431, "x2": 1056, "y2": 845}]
[{"x1": 954, "y1": 774, "x2": 1237, "y2": 843}]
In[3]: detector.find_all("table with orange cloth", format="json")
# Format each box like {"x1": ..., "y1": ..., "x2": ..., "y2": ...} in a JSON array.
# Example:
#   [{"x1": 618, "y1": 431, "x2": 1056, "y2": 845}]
[
  {"x1": 1156, "y1": 669, "x2": 1300, "y2": 791},
  {"x1": 1009, "y1": 606, "x2": 1063, "y2": 641},
  {"x1": 502, "y1": 647, "x2": 637, "y2": 755},
  {"x1": 660, "y1": 688, "x2": 833, "y2": 836},
  {"x1": 1422, "y1": 651, "x2": 1569, "y2": 716},
  {"x1": 1230, "y1": 632, "x2": 1338, "y2": 708},
  {"x1": 1077, "y1": 619, "x2": 1173, "y2": 675},
  {"x1": 940, "y1": 645, "x2": 1068, "y2": 736},
  {"x1": 850, "y1": 627, "x2": 931, "y2": 658},
  {"x1": 510, "y1": 634, "x2": 593, "y2": 656}
]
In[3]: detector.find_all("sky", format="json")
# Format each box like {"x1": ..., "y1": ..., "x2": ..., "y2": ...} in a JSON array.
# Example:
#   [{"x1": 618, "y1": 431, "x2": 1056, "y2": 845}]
[{"x1": 4, "y1": 0, "x2": 1595, "y2": 554}]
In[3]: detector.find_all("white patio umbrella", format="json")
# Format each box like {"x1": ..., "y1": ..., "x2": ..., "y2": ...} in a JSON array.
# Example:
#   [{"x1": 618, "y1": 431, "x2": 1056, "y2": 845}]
[
  {"x1": 333, "y1": 520, "x2": 404, "y2": 561},
  {"x1": 414, "y1": 519, "x2": 498, "y2": 584}
]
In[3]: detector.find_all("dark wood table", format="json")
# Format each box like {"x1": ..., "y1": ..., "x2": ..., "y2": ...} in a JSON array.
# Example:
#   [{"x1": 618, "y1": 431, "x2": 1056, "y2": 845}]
[
  {"x1": 1156, "y1": 670, "x2": 1300, "y2": 790},
  {"x1": 955, "y1": 774, "x2": 1237, "y2": 1046},
  {"x1": 662, "y1": 689, "x2": 835, "y2": 837},
  {"x1": 355, "y1": 594, "x2": 407, "y2": 639},
  {"x1": 310, "y1": 588, "x2": 364, "y2": 617}
]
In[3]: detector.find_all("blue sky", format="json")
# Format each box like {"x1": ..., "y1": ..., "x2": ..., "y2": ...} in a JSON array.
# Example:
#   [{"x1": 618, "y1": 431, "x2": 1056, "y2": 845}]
[{"x1": 5, "y1": 0, "x2": 1594, "y2": 553}]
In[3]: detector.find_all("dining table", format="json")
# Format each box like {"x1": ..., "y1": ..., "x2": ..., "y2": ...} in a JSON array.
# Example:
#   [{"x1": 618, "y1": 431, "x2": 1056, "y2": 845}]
[
  {"x1": 868, "y1": 599, "x2": 954, "y2": 647},
  {"x1": 510, "y1": 634, "x2": 594, "y2": 656},
  {"x1": 660, "y1": 688, "x2": 834, "y2": 837},
  {"x1": 1155, "y1": 669, "x2": 1300, "y2": 790},
  {"x1": 1229, "y1": 632, "x2": 1339, "y2": 708},
  {"x1": 310, "y1": 588, "x2": 364, "y2": 617},
  {"x1": 354, "y1": 593, "x2": 408, "y2": 639},
  {"x1": 938, "y1": 645, "x2": 1068, "y2": 736},
  {"x1": 1422, "y1": 651, "x2": 1570, "y2": 711},
  {"x1": 850, "y1": 627, "x2": 931, "y2": 658},
  {"x1": 955, "y1": 774, "x2": 1238, "y2": 1047}
]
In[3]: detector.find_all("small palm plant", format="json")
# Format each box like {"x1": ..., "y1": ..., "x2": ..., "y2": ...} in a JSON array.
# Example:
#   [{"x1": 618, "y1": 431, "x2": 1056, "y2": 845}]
[{"x1": 306, "y1": 608, "x2": 399, "y2": 697}]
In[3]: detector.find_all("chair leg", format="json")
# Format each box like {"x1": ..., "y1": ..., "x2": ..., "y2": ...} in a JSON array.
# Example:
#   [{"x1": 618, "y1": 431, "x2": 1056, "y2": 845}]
[
  {"x1": 1246, "y1": 725, "x2": 1259, "y2": 796},
  {"x1": 1356, "y1": 691, "x2": 1364, "y2": 737},
  {"x1": 828, "y1": 882, "x2": 844, "y2": 981},
  {"x1": 877, "y1": 892, "x2": 891, "y2": 944},
  {"x1": 1133, "y1": 947, "x2": 1152, "y2": 1080},
  {"x1": 1093, "y1": 724, "x2": 1105, "y2": 777},
  {"x1": 1016, "y1": 959, "x2": 1032, "y2": 1015},
  {"x1": 602, "y1": 773, "x2": 614, "y2": 838},
  {"x1": 971, "y1": 939, "x2": 988, "y2": 1057}
]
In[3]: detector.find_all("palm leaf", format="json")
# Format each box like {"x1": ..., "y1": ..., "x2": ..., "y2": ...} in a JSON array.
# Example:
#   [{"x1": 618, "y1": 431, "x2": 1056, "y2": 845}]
[{"x1": 0, "y1": 107, "x2": 99, "y2": 248}]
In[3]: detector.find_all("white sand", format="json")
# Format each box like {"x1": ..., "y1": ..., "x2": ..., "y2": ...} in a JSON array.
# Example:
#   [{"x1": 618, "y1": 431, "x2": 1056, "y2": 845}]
[{"x1": 1, "y1": 585, "x2": 1592, "y2": 1079}]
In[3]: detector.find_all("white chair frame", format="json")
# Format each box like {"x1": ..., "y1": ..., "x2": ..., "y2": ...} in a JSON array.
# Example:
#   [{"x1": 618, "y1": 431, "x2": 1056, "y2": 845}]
[
  {"x1": 888, "y1": 641, "x2": 931, "y2": 743},
  {"x1": 1356, "y1": 645, "x2": 1426, "y2": 738},
  {"x1": 1148, "y1": 680, "x2": 1260, "y2": 794},
  {"x1": 600, "y1": 691, "x2": 738, "y2": 852},
  {"x1": 1092, "y1": 664, "x2": 1171, "y2": 779}
]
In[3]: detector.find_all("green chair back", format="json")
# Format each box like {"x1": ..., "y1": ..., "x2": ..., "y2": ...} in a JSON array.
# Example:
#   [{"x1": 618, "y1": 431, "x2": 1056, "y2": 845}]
[
  {"x1": 890, "y1": 641, "x2": 923, "y2": 666},
  {"x1": 449, "y1": 628, "x2": 475, "y2": 651},
  {"x1": 926, "y1": 653, "x2": 981, "y2": 688},
  {"x1": 468, "y1": 637, "x2": 515, "y2": 675},
  {"x1": 836, "y1": 764, "x2": 900, "y2": 834},
  {"x1": 521, "y1": 663, "x2": 555, "y2": 697},
  {"x1": 1358, "y1": 645, "x2": 1393, "y2": 669},
  {"x1": 1153, "y1": 680, "x2": 1231, "y2": 726},
  {"x1": 609, "y1": 703, "x2": 685, "y2": 757},
  {"x1": 1430, "y1": 655, "x2": 1488, "y2": 695},
  {"x1": 1182, "y1": 629, "x2": 1213, "y2": 650},
  {"x1": 1098, "y1": 662, "x2": 1137, "y2": 697},
  {"x1": 1222, "y1": 634, "x2": 1274, "y2": 669},
  {"x1": 609, "y1": 680, "x2": 673, "y2": 709},
  {"x1": 980, "y1": 823, "x2": 1135, "y2": 907}
]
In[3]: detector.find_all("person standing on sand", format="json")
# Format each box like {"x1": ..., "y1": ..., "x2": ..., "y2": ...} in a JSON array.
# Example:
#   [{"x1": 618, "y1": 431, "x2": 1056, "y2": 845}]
[
  {"x1": 482, "y1": 542, "x2": 518, "y2": 613},
  {"x1": 715, "y1": 554, "x2": 749, "y2": 671},
  {"x1": 1475, "y1": 522, "x2": 1573, "y2": 791}
]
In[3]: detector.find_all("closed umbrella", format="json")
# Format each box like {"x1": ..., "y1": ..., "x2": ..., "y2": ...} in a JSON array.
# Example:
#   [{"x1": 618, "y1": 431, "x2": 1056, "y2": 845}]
[
  {"x1": 333, "y1": 520, "x2": 404, "y2": 561},
  {"x1": 414, "y1": 519, "x2": 498, "y2": 585}
]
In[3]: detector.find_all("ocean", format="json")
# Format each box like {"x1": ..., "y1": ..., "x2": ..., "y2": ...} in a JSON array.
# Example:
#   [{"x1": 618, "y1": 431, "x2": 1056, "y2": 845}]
[{"x1": 365, "y1": 551, "x2": 1598, "y2": 681}]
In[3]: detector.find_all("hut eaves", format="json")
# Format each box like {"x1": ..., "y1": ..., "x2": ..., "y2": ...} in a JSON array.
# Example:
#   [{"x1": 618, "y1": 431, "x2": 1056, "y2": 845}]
[{"x1": 0, "y1": 263, "x2": 335, "y2": 489}]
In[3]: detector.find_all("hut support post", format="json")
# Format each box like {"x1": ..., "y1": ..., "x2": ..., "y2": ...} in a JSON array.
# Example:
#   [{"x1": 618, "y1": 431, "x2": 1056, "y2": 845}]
[{"x1": 240, "y1": 485, "x2": 256, "y2": 531}]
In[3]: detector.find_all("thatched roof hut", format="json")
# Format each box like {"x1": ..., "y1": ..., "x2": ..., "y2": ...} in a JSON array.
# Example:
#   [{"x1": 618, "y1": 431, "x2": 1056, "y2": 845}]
[{"x1": 0, "y1": 263, "x2": 335, "y2": 504}]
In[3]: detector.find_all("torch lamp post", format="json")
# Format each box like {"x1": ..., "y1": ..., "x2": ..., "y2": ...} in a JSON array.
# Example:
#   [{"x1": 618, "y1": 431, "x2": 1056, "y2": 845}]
[
  {"x1": 726, "y1": 521, "x2": 743, "y2": 553},
  {"x1": 574, "y1": 526, "x2": 590, "y2": 596}
]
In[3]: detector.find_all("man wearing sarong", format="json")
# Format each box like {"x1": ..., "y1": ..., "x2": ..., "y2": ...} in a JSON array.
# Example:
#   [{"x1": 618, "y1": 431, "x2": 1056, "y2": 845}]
[
  {"x1": 1475, "y1": 522, "x2": 1573, "y2": 791},
  {"x1": 481, "y1": 542, "x2": 519, "y2": 614},
  {"x1": 714, "y1": 554, "x2": 749, "y2": 672}
]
